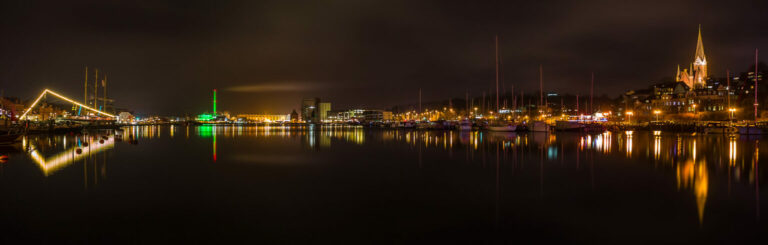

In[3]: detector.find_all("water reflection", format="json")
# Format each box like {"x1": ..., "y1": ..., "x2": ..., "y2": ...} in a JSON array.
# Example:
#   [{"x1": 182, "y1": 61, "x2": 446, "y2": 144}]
[
  {"x1": 754, "y1": 140, "x2": 760, "y2": 219},
  {"x1": 625, "y1": 131, "x2": 634, "y2": 157},
  {"x1": 729, "y1": 136, "x2": 737, "y2": 166},
  {"x1": 24, "y1": 134, "x2": 114, "y2": 176},
  {"x1": 9, "y1": 125, "x2": 766, "y2": 227},
  {"x1": 677, "y1": 159, "x2": 709, "y2": 223},
  {"x1": 653, "y1": 133, "x2": 661, "y2": 159}
]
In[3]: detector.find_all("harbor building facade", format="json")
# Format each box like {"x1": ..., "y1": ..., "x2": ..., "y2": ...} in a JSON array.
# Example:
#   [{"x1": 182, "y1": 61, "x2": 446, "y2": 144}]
[{"x1": 300, "y1": 98, "x2": 331, "y2": 123}]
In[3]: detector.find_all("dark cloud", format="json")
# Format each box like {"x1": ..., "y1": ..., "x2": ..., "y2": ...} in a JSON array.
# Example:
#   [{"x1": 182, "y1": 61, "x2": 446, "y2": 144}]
[
  {"x1": 225, "y1": 82, "x2": 322, "y2": 93},
  {"x1": 1, "y1": 0, "x2": 767, "y2": 114}
]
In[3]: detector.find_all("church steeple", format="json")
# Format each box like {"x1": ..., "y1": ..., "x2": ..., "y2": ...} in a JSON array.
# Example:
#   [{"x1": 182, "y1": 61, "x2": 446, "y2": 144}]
[
  {"x1": 692, "y1": 25, "x2": 707, "y2": 88},
  {"x1": 694, "y1": 25, "x2": 706, "y2": 63}
]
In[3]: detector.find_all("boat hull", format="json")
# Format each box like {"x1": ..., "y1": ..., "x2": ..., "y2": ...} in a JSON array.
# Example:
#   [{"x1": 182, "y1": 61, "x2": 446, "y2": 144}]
[
  {"x1": 531, "y1": 122, "x2": 550, "y2": 132},
  {"x1": 704, "y1": 127, "x2": 738, "y2": 134},
  {"x1": 458, "y1": 120, "x2": 473, "y2": 131},
  {"x1": 738, "y1": 126, "x2": 764, "y2": 135},
  {"x1": 555, "y1": 121, "x2": 583, "y2": 131},
  {"x1": 487, "y1": 125, "x2": 517, "y2": 132}
]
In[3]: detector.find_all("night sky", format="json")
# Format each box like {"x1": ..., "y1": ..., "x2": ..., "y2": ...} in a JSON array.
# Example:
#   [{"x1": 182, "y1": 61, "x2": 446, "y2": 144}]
[{"x1": 2, "y1": 0, "x2": 768, "y2": 115}]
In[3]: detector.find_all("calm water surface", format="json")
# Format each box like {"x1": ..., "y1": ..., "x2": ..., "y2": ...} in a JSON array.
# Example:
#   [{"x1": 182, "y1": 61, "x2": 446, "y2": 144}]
[{"x1": 1, "y1": 125, "x2": 766, "y2": 243}]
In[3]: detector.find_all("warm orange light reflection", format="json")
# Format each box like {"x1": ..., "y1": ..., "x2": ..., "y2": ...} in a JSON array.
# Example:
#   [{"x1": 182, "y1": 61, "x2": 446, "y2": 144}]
[
  {"x1": 653, "y1": 135, "x2": 661, "y2": 159},
  {"x1": 676, "y1": 159, "x2": 708, "y2": 224},
  {"x1": 27, "y1": 136, "x2": 115, "y2": 176},
  {"x1": 729, "y1": 136, "x2": 737, "y2": 165}
]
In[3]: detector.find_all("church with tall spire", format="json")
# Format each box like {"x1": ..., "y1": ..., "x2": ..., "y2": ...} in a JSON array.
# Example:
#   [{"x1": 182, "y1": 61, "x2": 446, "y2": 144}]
[
  {"x1": 622, "y1": 26, "x2": 741, "y2": 119},
  {"x1": 676, "y1": 25, "x2": 708, "y2": 90}
]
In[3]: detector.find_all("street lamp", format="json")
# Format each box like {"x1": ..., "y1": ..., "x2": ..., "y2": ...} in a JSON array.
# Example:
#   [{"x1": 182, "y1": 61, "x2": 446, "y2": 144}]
[
  {"x1": 691, "y1": 104, "x2": 698, "y2": 122},
  {"x1": 653, "y1": 110, "x2": 661, "y2": 122},
  {"x1": 728, "y1": 108, "x2": 736, "y2": 120}
]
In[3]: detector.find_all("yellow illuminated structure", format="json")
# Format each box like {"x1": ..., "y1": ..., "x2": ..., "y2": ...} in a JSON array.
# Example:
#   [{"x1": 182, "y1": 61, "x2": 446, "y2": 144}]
[
  {"x1": 20, "y1": 89, "x2": 116, "y2": 119},
  {"x1": 237, "y1": 114, "x2": 289, "y2": 122},
  {"x1": 676, "y1": 26, "x2": 708, "y2": 90},
  {"x1": 27, "y1": 136, "x2": 115, "y2": 176}
]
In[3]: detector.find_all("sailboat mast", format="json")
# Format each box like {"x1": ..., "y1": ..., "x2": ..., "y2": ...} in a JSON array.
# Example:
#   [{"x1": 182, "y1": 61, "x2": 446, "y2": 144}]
[
  {"x1": 495, "y1": 35, "x2": 499, "y2": 113},
  {"x1": 539, "y1": 65, "x2": 543, "y2": 107},
  {"x1": 94, "y1": 69, "x2": 98, "y2": 108},
  {"x1": 502, "y1": 83, "x2": 506, "y2": 109},
  {"x1": 84, "y1": 66, "x2": 88, "y2": 105},
  {"x1": 590, "y1": 72, "x2": 594, "y2": 114},
  {"x1": 482, "y1": 91, "x2": 486, "y2": 114},
  {"x1": 576, "y1": 94, "x2": 579, "y2": 115},
  {"x1": 561, "y1": 97, "x2": 564, "y2": 113},
  {"x1": 520, "y1": 90, "x2": 523, "y2": 115},
  {"x1": 419, "y1": 88, "x2": 422, "y2": 117},
  {"x1": 726, "y1": 69, "x2": 731, "y2": 111},
  {"x1": 511, "y1": 85, "x2": 515, "y2": 115},
  {"x1": 470, "y1": 90, "x2": 474, "y2": 117},
  {"x1": 103, "y1": 75, "x2": 107, "y2": 112},
  {"x1": 755, "y1": 49, "x2": 759, "y2": 122}
]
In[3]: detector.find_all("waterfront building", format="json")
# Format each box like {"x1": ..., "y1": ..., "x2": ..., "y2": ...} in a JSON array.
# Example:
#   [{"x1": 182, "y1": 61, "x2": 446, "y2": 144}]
[
  {"x1": 299, "y1": 98, "x2": 333, "y2": 123},
  {"x1": 117, "y1": 112, "x2": 135, "y2": 124},
  {"x1": 327, "y1": 109, "x2": 393, "y2": 122},
  {"x1": 290, "y1": 110, "x2": 299, "y2": 122},
  {"x1": 301, "y1": 98, "x2": 319, "y2": 123},
  {"x1": 647, "y1": 82, "x2": 728, "y2": 114},
  {"x1": 0, "y1": 97, "x2": 25, "y2": 120},
  {"x1": 383, "y1": 111, "x2": 393, "y2": 121},
  {"x1": 236, "y1": 114, "x2": 289, "y2": 122},
  {"x1": 301, "y1": 98, "x2": 332, "y2": 123},
  {"x1": 327, "y1": 109, "x2": 365, "y2": 122},
  {"x1": 318, "y1": 102, "x2": 331, "y2": 122},
  {"x1": 746, "y1": 71, "x2": 763, "y2": 85},
  {"x1": 363, "y1": 110, "x2": 393, "y2": 122}
]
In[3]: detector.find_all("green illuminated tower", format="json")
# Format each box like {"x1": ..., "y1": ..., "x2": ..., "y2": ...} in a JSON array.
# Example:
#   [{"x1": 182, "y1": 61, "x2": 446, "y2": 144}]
[{"x1": 213, "y1": 89, "x2": 217, "y2": 114}]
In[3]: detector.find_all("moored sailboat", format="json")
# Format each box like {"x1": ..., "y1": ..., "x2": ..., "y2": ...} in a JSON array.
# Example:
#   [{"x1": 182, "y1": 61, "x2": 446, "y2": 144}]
[
  {"x1": 459, "y1": 119, "x2": 473, "y2": 131},
  {"x1": 555, "y1": 120, "x2": 583, "y2": 131},
  {"x1": 737, "y1": 123, "x2": 765, "y2": 135},
  {"x1": 487, "y1": 123, "x2": 517, "y2": 132},
  {"x1": 531, "y1": 121, "x2": 550, "y2": 132}
]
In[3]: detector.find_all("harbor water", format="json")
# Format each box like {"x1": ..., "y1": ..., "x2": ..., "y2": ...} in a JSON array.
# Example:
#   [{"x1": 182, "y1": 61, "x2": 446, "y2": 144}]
[{"x1": 0, "y1": 125, "x2": 766, "y2": 243}]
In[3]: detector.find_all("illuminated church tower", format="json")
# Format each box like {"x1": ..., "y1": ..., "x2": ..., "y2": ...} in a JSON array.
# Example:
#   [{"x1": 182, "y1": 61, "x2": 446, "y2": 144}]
[
  {"x1": 677, "y1": 26, "x2": 708, "y2": 90},
  {"x1": 692, "y1": 26, "x2": 707, "y2": 87}
]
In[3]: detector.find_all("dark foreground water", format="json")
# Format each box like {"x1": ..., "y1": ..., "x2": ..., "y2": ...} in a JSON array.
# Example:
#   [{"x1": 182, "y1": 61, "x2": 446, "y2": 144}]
[{"x1": 0, "y1": 125, "x2": 766, "y2": 243}]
